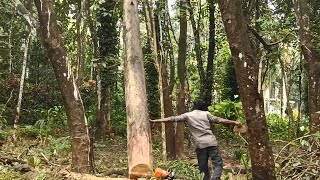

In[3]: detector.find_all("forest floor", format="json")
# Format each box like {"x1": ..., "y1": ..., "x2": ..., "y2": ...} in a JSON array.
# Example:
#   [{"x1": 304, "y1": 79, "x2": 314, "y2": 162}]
[
  {"x1": 0, "y1": 128, "x2": 248, "y2": 180},
  {"x1": 2, "y1": 128, "x2": 318, "y2": 180}
]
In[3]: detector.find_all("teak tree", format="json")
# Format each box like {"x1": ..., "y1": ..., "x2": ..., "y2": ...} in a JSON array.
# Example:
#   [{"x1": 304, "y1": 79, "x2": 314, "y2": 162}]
[
  {"x1": 34, "y1": 0, "x2": 93, "y2": 173},
  {"x1": 175, "y1": 0, "x2": 187, "y2": 159},
  {"x1": 123, "y1": 0, "x2": 152, "y2": 177},
  {"x1": 217, "y1": 0, "x2": 276, "y2": 179},
  {"x1": 293, "y1": 0, "x2": 320, "y2": 134}
]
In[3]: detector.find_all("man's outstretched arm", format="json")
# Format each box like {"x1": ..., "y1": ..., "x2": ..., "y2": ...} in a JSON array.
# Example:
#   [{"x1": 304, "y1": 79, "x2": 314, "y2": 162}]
[
  {"x1": 150, "y1": 114, "x2": 187, "y2": 123},
  {"x1": 150, "y1": 117, "x2": 174, "y2": 123},
  {"x1": 217, "y1": 118, "x2": 241, "y2": 125},
  {"x1": 207, "y1": 112, "x2": 241, "y2": 125}
]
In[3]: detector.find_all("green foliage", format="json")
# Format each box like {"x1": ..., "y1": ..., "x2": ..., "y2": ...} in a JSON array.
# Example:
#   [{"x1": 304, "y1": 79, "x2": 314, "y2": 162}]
[
  {"x1": 143, "y1": 37, "x2": 160, "y2": 120},
  {"x1": 18, "y1": 125, "x2": 45, "y2": 138},
  {"x1": 0, "y1": 167, "x2": 20, "y2": 180},
  {"x1": 209, "y1": 100, "x2": 245, "y2": 122},
  {"x1": 0, "y1": 105, "x2": 7, "y2": 128},
  {"x1": 46, "y1": 136, "x2": 71, "y2": 158},
  {"x1": 266, "y1": 114, "x2": 288, "y2": 140},
  {"x1": 167, "y1": 160, "x2": 204, "y2": 180},
  {"x1": 110, "y1": 76, "x2": 127, "y2": 136},
  {"x1": 97, "y1": 0, "x2": 122, "y2": 87},
  {"x1": 222, "y1": 59, "x2": 240, "y2": 102},
  {"x1": 34, "y1": 106, "x2": 67, "y2": 135}
]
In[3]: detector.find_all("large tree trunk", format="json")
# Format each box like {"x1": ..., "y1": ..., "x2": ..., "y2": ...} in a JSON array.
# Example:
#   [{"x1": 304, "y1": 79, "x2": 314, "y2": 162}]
[
  {"x1": 123, "y1": 0, "x2": 152, "y2": 178},
  {"x1": 34, "y1": 0, "x2": 93, "y2": 173},
  {"x1": 293, "y1": 0, "x2": 320, "y2": 134},
  {"x1": 217, "y1": 0, "x2": 276, "y2": 179},
  {"x1": 13, "y1": 28, "x2": 32, "y2": 143},
  {"x1": 175, "y1": 0, "x2": 187, "y2": 159}
]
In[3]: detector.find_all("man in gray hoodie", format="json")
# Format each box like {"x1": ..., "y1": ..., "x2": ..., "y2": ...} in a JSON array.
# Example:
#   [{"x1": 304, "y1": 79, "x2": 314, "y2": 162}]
[{"x1": 150, "y1": 99, "x2": 241, "y2": 180}]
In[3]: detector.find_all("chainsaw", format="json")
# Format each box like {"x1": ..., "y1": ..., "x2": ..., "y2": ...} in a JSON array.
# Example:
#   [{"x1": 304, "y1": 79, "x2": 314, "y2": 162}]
[{"x1": 153, "y1": 168, "x2": 176, "y2": 179}]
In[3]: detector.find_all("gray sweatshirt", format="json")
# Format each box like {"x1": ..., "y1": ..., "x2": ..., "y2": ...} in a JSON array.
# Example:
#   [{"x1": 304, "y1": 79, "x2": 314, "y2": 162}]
[{"x1": 172, "y1": 110, "x2": 219, "y2": 149}]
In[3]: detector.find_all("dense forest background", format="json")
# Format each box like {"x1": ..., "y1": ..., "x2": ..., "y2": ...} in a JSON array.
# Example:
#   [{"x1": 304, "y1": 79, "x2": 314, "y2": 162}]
[{"x1": 0, "y1": 0, "x2": 319, "y2": 179}]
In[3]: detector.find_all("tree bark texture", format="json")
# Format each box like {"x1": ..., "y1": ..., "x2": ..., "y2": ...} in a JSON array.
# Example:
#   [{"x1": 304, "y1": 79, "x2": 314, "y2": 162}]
[
  {"x1": 217, "y1": 0, "x2": 276, "y2": 179},
  {"x1": 175, "y1": 0, "x2": 187, "y2": 159},
  {"x1": 13, "y1": 28, "x2": 31, "y2": 142},
  {"x1": 123, "y1": 0, "x2": 152, "y2": 177},
  {"x1": 34, "y1": 0, "x2": 92, "y2": 173},
  {"x1": 205, "y1": 0, "x2": 215, "y2": 105},
  {"x1": 293, "y1": 0, "x2": 320, "y2": 134},
  {"x1": 8, "y1": 23, "x2": 13, "y2": 73},
  {"x1": 187, "y1": 0, "x2": 205, "y2": 98},
  {"x1": 76, "y1": 0, "x2": 87, "y2": 85},
  {"x1": 156, "y1": 0, "x2": 176, "y2": 160},
  {"x1": 144, "y1": 0, "x2": 176, "y2": 160}
]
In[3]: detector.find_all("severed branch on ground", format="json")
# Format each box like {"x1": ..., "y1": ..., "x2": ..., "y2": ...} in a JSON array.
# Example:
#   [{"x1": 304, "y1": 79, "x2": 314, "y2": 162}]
[{"x1": 275, "y1": 134, "x2": 320, "y2": 179}]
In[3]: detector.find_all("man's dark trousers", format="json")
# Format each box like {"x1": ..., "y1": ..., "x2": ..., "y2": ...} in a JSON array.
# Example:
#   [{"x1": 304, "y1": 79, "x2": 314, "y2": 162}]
[{"x1": 196, "y1": 146, "x2": 223, "y2": 180}]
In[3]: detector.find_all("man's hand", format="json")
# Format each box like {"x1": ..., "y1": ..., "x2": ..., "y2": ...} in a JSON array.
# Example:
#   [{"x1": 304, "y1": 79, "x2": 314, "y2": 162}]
[{"x1": 234, "y1": 121, "x2": 242, "y2": 126}]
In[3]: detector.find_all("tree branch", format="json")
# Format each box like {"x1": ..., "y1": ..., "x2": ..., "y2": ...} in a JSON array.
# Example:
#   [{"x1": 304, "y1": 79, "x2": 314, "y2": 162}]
[
  {"x1": 10, "y1": 0, "x2": 38, "y2": 28},
  {"x1": 246, "y1": 22, "x2": 290, "y2": 51}
]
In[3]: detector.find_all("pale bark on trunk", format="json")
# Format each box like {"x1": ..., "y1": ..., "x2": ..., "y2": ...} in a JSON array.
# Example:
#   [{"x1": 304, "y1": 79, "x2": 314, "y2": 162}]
[
  {"x1": 76, "y1": 0, "x2": 87, "y2": 85},
  {"x1": 176, "y1": 0, "x2": 187, "y2": 159},
  {"x1": 105, "y1": 86, "x2": 111, "y2": 133},
  {"x1": 87, "y1": 0, "x2": 98, "y2": 80},
  {"x1": 296, "y1": 53, "x2": 303, "y2": 137},
  {"x1": 94, "y1": 70, "x2": 103, "y2": 139},
  {"x1": 123, "y1": 0, "x2": 152, "y2": 177},
  {"x1": 13, "y1": 28, "x2": 32, "y2": 143},
  {"x1": 217, "y1": 0, "x2": 276, "y2": 179},
  {"x1": 293, "y1": 0, "x2": 320, "y2": 134},
  {"x1": 8, "y1": 23, "x2": 13, "y2": 73},
  {"x1": 11, "y1": 0, "x2": 38, "y2": 28},
  {"x1": 34, "y1": 0, "x2": 92, "y2": 173},
  {"x1": 279, "y1": 55, "x2": 294, "y2": 139}
]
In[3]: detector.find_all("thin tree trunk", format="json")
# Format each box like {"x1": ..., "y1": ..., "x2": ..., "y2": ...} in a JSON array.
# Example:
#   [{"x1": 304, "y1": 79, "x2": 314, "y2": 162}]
[
  {"x1": 293, "y1": 0, "x2": 320, "y2": 134},
  {"x1": 187, "y1": 0, "x2": 205, "y2": 97},
  {"x1": 279, "y1": 54, "x2": 294, "y2": 139},
  {"x1": 8, "y1": 23, "x2": 13, "y2": 73},
  {"x1": 175, "y1": 0, "x2": 187, "y2": 159},
  {"x1": 144, "y1": 0, "x2": 176, "y2": 160},
  {"x1": 296, "y1": 52, "x2": 303, "y2": 137},
  {"x1": 205, "y1": 0, "x2": 215, "y2": 105},
  {"x1": 76, "y1": 0, "x2": 87, "y2": 85},
  {"x1": 162, "y1": 0, "x2": 176, "y2": 160},
  {"x1": 217, "y1": 0, "x2": 276, "y2": 179},
  {"x1": 34, "y1": 0, "x2": 93, "y2": 173},
  {"x1": 13, "y1": 28, "x2": 31, "y2": 143},
  {"x1": 104, "y1": 86, "x2": 111, "y2": 132},
  {"x1": 123, "y1": 0, "x2": 152, "y2": 177},
  {"x1": 87, "y1": 0, "x2": 98, "y2": 81},
  {"x1": 94, "y1": 69, "x2": 103, "y2": 139}
]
